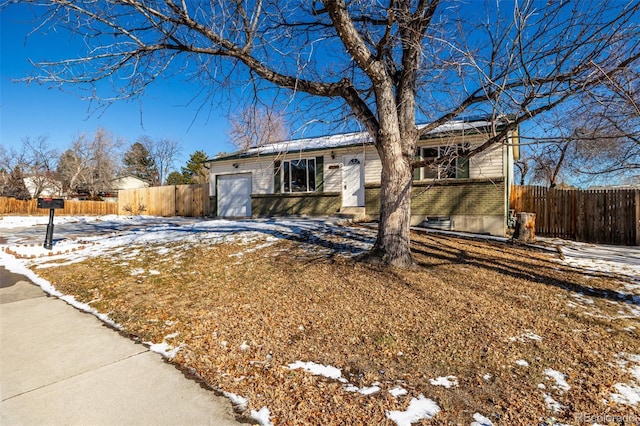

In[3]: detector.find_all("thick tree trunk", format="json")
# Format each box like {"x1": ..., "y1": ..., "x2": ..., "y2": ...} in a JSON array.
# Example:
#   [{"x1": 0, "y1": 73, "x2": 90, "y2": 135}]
[
  {"x1": 512, "y1": 212, "x2": 536, "y2": 243},
  {"x1": 361, "y1": 130, "x2": 415, "y2": 268}
]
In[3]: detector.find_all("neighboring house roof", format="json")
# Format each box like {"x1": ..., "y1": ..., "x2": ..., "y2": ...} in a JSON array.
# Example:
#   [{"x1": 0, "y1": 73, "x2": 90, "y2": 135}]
[
  {"x1": 210, "y1": 116, "x2": 512, "y2": 162},
  {"x1": 110, "y1": 175, "x2": 150, "y2": 191}
]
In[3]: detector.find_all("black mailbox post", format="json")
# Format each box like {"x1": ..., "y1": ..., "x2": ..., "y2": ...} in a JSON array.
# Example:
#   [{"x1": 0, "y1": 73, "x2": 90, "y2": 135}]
[{"x1": 37, "y1": 198, "x2": 65, "y2": 249}]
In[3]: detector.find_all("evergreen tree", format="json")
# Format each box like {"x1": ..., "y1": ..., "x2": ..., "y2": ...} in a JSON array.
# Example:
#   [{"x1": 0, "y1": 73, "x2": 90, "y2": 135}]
[
  {"x1": 181, "y1": 151, "x2": 209, "y2": 184},
  {"x1": 122, "y1": 142, "x2": 159, "y2": 185},
  {"x1": 3, "y1": 165, "x2": 31, "y2": 200},
  {"x1": 166, "y1": 170, "x2": 187, "y2": 185}
]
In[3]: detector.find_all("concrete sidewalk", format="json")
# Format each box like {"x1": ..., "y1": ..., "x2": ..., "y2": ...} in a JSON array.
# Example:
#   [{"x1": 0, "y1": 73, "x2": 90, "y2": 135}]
[{"x1": 0, "y1": 267, "x2": 242, "y2": 426}]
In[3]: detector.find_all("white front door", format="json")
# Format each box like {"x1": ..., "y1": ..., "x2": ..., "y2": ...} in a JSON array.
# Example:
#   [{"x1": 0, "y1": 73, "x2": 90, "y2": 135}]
[
  {"x1": 217, "y1": 174, "x2": 252, "y2": 217},
  {"x1": 342, "y1": 155, "x2": 364, "y2": 207}
]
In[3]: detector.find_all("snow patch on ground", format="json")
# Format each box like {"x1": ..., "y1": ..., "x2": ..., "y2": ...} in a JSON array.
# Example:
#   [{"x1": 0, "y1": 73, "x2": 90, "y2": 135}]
[
  {"x1": 544, "y1": 368, "x2": 570, "y2": 392},
  {"x1": 429, "y1": 376, "x2": 458, "y2": 388},
  {"x1": 357, "y1": 385, "x2": 381, "y2": 395},
  {"x1": 509, "y1": 330, "x2": 543, "y2": 342},
  {"x1": 223, "y1": 392, "x2": 248, "y2": 411},
  {"x1": 386, "y1": 395, "x2": 440, "y2": 426},
  {"x1": 515, "y1": 359, "x2": 529, "y2": 367},
  {"x1": 288, "y1": 361, "x2": 342, "y2": 380},
  {"x1": 611, "y1": 383, "x2": 640, "y2": 405},
  {"x1": 610, "y1": 353, "x2": 640, "y2": 405},
  {"x1": 550, "y1": 239, "x2": 640, "y2": 283},
  {"x1": 471, "y1": 412, "x2": 494, "y2": 426},
  {"x1": 0, "y1": 250, "x2": 123, "y2": 331},
  {"x1": 389, "y1": 386, "x2": 408, "y2": 398},
  {"x1": 148, "y1": 341, "x2": 183, "y2": 359},
  {"x1": 543, "y1": 393, "x2": 565, "y2": 413},
  {"x1": 251, "y1": 407, "x2": 274, "y2": 426}
]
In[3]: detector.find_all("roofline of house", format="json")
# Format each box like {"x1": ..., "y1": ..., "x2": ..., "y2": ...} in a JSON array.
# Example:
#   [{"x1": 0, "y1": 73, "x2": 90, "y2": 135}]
[{"x1": 207, "y1": 116, "x2": 514, "y2": 163}]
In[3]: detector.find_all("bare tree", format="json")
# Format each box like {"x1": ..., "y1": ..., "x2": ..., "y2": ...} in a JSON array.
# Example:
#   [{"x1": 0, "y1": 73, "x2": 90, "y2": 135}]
[
  {"x1": 228, "y1": 106, "x2": 289, "y2": 150},
  {"x1": 8, "y1": 0, "x2": 640, "y2": 266},
  {"x1": 0, "y1": 145, "x2": 9, "y2": 196},
  {"x1": 20, "y1": 135, "x2": 61, "y2": 198},
  {"x1": 514, "y1": 153, "x2": 531, "y2": 187},
  {"x1": 134, "y1": 136, "x2": 182, "y2": 185},
  {"x1": 519, "y1": 70, "x2": 640, "y2": 188},
  {"x1": 152, "y1": 137, "x2": 182, "y2": 185},
  {"x1": 57, "y1": 128, "x2": 122, "y2": 197}
]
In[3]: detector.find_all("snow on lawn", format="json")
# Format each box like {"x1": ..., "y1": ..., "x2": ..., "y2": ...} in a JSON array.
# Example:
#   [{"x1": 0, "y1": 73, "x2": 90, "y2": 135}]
[
  {"x1": 0, "y1": 214, "x2": 121, "y2": 228},
  {"x1": 610, "y1": 353, "x2": 640, "y2": 405},
  {"x1": 429, "y1": 376, "x2": 458, "y2": 388},
  {"x1": 389, "y1": 386, "x2": 408, "y2": 397},
  {"x1": 251, "y1": 407, "x2": 274, "y2": 426},
  {"x1": 509, "y1": 330, "x2": 543, "y2": 342},
  {"x1": 3, "y1": 216, "x2": 640, "y2": 423},
  {"x1": 385, "y1": 395, "x2": 440, "y2": 426},
  {"x1": 288, "y1": 361, "x2": 343, "y2": 380},
  {"x1": 544, "y1": 368, "x2": 570, "y2": 393},
  {"x1": 1, "y1": 216, "x2": 375, "y2": 267},
  {"x1": 543, "y1": 237, "x2": 640, "y2": 286},
  {"x1": 0, "y1": 215, "x2": 376, "y2": 426},
  {"x1": 543, "y1": 392, "x2": 565, "y2": 413},
  {"x1": 471, "y1": 412, "x2": 494, "y2": 426}
]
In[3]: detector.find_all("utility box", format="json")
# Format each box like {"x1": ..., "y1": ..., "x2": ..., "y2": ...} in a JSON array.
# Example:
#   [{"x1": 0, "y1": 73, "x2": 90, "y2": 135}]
[{"x1": 37, "y1": 198, "x2": 65, "y2": 209}]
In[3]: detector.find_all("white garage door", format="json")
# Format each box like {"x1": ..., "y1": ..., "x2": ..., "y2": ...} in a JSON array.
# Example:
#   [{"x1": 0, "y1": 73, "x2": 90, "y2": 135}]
[{"x1": 217, "y1": 174, "x2": 252, "y2": 217}]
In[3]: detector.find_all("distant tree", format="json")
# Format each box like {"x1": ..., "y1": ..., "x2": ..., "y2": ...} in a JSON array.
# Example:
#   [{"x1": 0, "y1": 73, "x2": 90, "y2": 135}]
[
  {"x1": 152, "y1": 137, "x2": 181, "y2": 185},
  {"x1": 520, "y1": 70, "x2": 640, "y2": 188},
  {"x1": 166, "y1": 170, "x2": 188, "y2": 185},
  {"x1": 0, "y1": 143, "x2": 24, "y2": 197},
  {"x1": 136, "y1": 136, "x2": 182, "y2": 185},
  {"x1": 3, "y1": 165, "x2": 31, "y2": 200},
  {"x1": 228, "y1": 106, "x2": 289, "y2": 150},
  {"x1": 122, "y1": 141, "x2": 159, "y2": 185},
  {"x1": 20, "y1": 135, "x2": 61, "y2": 198},
  {"x1": 0, "y1": 137, "x2": 60, "y2": 198},
  {"x1": 57, "y1": 128, "x2": 121, "y2": 197},
  {"x1": 57, "y1": 149, "x2": 83, "y2": 195},
  {"x1": 181, "y1": 151, "x2": 209, "y2": 184}
]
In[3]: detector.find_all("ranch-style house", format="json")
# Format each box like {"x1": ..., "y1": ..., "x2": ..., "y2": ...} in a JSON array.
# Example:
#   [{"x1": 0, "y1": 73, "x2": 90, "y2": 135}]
[{"x1": 206, "y1": 117, "x2": 519, "y2": 236}]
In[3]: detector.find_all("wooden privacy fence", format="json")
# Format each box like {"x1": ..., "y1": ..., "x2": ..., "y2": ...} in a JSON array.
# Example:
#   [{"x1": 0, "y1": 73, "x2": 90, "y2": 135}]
[
  {"x1": 1, "y1": 184, "x2": 209, "y2": 218},
  {"x1": 510, "y1": 185, "x2": 640, "y2": 245},
  {"x1": 0, "y1": 197, "x2": 118, "y2": 216},
  {"x1": 117, "y1": 184, "x2": 210, "y2": 217}
]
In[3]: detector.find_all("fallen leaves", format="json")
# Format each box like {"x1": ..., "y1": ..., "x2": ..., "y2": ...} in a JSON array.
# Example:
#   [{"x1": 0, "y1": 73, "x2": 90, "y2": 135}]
[{"x1": 32, "y1": 228, "x2": 640, "y2": 424}]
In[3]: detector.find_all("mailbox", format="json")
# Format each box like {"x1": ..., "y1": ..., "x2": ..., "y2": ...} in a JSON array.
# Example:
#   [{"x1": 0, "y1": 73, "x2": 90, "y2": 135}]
[
  {"x1": 37, "y1": 198, "x2": 65, "y2": 209},
  {"x1": 37, "y1": 198, "x2": 64, "y2": 249}
]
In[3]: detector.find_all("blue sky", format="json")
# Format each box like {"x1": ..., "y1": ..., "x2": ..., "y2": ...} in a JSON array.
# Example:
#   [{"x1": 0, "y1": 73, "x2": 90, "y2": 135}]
[{"x1": 1, "y1": 4, "x2": 236, "y2": 167}]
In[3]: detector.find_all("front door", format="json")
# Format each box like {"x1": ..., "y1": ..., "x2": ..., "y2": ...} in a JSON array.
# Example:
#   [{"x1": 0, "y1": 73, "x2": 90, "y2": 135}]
[{"x1": 342, "y1": 155, "x2": 364, "y2": 207}]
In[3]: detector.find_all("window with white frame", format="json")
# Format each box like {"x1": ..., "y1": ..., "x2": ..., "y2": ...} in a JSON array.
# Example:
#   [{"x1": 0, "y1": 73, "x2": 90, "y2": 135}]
[{"x1": 415, "y1": 144, "x2": 470, "y2": 180}]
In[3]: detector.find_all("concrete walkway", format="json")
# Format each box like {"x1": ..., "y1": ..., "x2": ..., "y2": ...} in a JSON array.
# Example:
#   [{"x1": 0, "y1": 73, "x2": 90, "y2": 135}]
[{"x1": 0, "y1": 267, "x2": 242, "y2": 426}]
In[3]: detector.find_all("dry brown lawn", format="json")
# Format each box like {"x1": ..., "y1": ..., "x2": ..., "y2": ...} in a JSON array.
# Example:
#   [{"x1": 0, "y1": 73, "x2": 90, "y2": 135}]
[{"x1": 30, "y1": 224, "x2": 640, "y2": 425}]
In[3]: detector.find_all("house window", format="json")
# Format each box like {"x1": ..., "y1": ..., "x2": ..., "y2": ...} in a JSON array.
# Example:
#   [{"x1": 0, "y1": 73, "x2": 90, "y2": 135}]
[
  {"x1": 273, "y1": 156, "x2": 324, "y2": 194},
  {"x1": 283, "y1": 158, "x2": 316, "y2": 192},
  {"x1": 416, "y1": 145, "x2": 470, "y2": 180}
]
